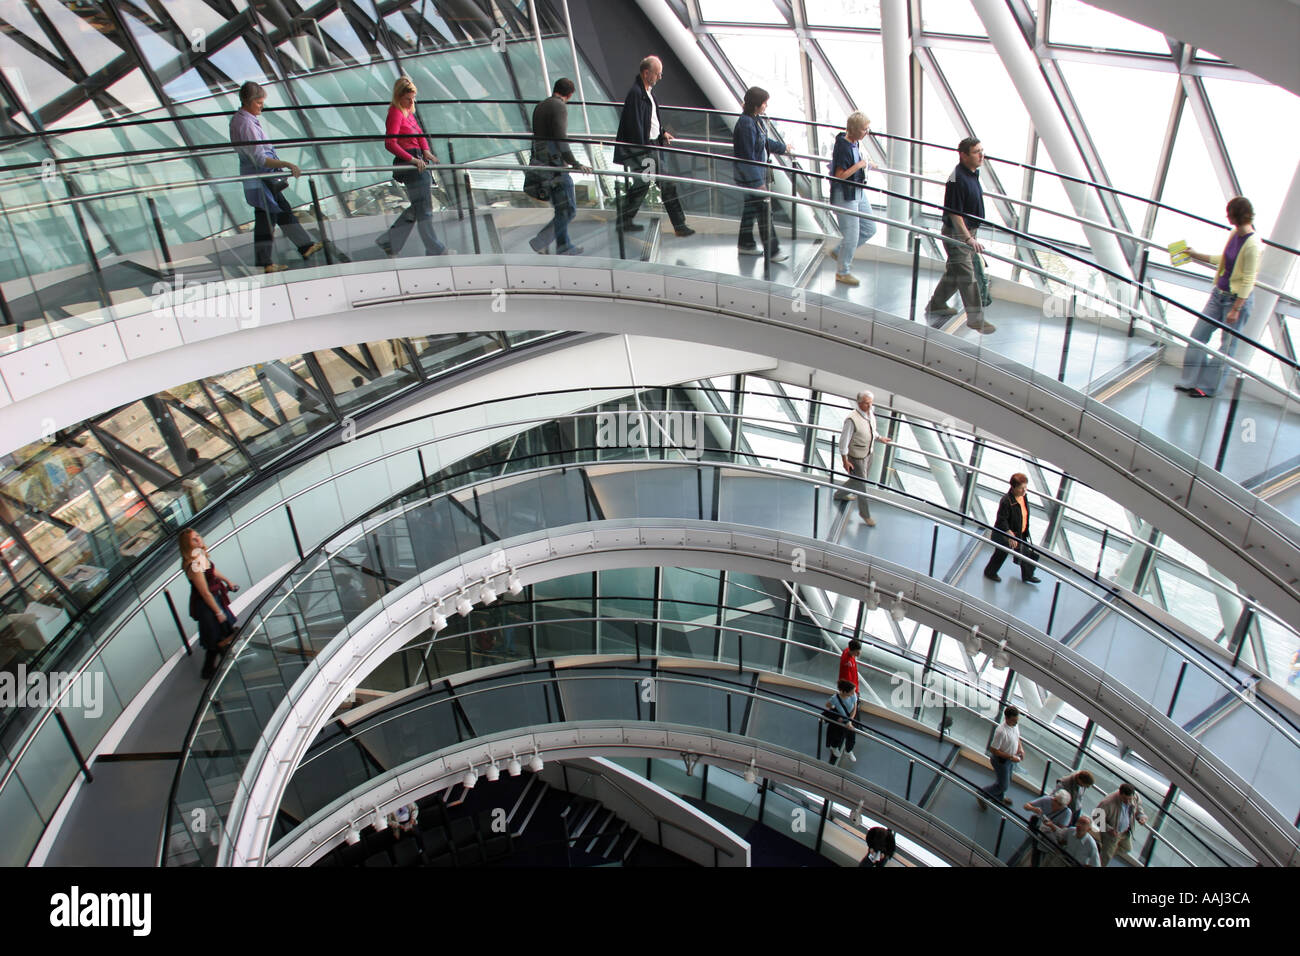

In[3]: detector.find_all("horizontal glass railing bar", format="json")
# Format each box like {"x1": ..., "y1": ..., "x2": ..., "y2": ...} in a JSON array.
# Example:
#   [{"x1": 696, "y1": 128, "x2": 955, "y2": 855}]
[
  {"x1": 255, "y1": 663, "x2": 1062, "y2": 868},
  {"x1": 7, "y1": 151, "x2": 1295, "y2": 401},
  {"x1": 10, "y1": 167, "x2": 1300, "y2": 665},
  {"x1": 10, "y1": 123, "x2": 1297, "y2": 287},
  {"x1": 7, "y1": 383, "x2": 1292, "y2": 800},
  {"x1": 5, "y1": 96, "x2": 1292, "y2": 261},
  {"x1": 169, "y1": 440, "x2": 1297, "y2": 844},
  {"x1": 224, "y1": 442, "x2": 1299, "y2": 742},
  {"x1": 303, "y1": 600, "x2": 1240, "y2": 865}
]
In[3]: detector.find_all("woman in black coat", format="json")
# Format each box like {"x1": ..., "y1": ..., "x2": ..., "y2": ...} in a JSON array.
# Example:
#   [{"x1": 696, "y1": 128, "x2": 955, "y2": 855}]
[{"x1": 983, "y1": 473, "x2": 1042, "y2": 584}]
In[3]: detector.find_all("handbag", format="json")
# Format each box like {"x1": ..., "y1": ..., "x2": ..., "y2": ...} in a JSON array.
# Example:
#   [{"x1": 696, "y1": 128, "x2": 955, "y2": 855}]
[
  {"x1": 523, "y1": 147, "x2": 555, "y2": 202},
  {"x1": 974, "y1": 253, "x2": 993, "y2": 308},
  {"x1": 264, "y1": 176, "x2": 289, "y2": 193}
]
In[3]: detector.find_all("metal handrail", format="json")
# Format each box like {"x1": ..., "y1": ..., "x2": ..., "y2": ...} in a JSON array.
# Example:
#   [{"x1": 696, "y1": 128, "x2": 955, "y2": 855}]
[{"x1": 6, "y1": 146, "x2": 1297, "y2": 391}]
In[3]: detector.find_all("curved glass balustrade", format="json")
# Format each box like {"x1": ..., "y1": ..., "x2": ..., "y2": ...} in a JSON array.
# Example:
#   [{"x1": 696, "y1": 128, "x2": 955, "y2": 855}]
[
  {"x1": 251, "y1": 581, "x2": 1249, "y2": 867},
  {"x1": 7, "y1": 387, "x2": 1297, "y2": 865},
  {"x1": 176, "y1": 660, "x2": 1076, "y2": 868},
  {"x1": 3, "y1": 134, "x2": 1299, "y2": 558},
  {"x1": 159, "y1": 423, "x2": 1300, "y2": 865}
]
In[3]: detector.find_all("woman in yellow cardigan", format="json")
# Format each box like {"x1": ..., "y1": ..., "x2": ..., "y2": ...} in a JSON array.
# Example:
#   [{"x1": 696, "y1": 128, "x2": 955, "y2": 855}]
[{"x1": 1176, "y1": 196, "x2": 1260, "y2": 398}]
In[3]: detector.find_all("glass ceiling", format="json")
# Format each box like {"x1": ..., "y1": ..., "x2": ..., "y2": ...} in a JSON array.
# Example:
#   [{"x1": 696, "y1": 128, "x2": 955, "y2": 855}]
[{"x1": 667, "y1": 0, "x2": 1300, "y2": 310}]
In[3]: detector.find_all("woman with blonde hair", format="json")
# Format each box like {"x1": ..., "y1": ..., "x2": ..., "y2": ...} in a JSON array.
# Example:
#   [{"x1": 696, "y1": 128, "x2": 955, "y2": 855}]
[
  {"x1": 180, "y1": 528, "x2": 240, "y2": 679},
  {"x1": 378, "y1": 75, "x2": 446, "y2": 257},
  {"x1": 829, "y1": 110, "x2": 879, "y2": 286}
]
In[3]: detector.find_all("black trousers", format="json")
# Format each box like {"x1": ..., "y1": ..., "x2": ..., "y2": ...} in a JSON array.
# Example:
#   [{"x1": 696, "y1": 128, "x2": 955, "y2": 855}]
[
  {"x1": 984, "y1": 530, "x2": 1034, "y2": 580},
  {"x1": 620, "y1": 148, "x2": 686, "y2": 228},
  {"x1": 253, "y1": 190, "x2": 314, "y2": 266},
  {"x1": 738, "y1": 187, "x2": 777, "y2": 251}
]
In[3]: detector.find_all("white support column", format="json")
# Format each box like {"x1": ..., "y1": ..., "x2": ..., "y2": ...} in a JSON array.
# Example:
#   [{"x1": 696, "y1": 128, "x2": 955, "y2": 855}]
[
  {"x1": 1240, "y1": 159, "x2": 1300, "y2": 346},
  {"x1": 527, "y1": 0, "x2": 550, "y2": 93},
  {"x1": 632, "y1": 0, "x2": 740, "y2": 113},
  {"x1": 969, "y1": 0, "x2": 1131, "y2": 282},
  {"x1": 880, "y1": 0, "x2": 912, "y2": 250}
]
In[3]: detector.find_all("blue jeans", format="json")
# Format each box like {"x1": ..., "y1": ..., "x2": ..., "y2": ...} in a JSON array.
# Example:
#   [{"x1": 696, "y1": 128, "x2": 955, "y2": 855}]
[
  {"x1": 534, "y1": 171, "x2": 576, "y2": 251},
  {"x1": 981, "y1": 755, "x2": 1012, "y2": 800},
  {"x1": 833, "y1": 193, "x2": 876, "y2": 273},
  {"x1": 1178, "y1": 288, "x2": 1252, "y2": 396},
  {"x1": 387, "y1": 167, "x2": 445, "y2": 256}
]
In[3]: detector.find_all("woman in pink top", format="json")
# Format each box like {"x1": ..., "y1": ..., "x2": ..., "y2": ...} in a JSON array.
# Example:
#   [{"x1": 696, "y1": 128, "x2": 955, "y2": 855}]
[{"x1": 378, "y1": 76, "x2": 446, "y2": 257}]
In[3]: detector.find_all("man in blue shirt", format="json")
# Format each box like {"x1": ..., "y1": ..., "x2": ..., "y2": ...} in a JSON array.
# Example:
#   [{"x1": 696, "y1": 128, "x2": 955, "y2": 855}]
[
  {"x1": 230, "y1": 82, "x2": 322, "y2": 273},
  {"x1": 926, "y1": 137, "x2": 994, "y2": 333}
]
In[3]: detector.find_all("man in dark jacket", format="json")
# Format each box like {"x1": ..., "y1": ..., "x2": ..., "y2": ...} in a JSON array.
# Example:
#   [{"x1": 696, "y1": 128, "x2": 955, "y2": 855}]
[
  {"x1": 530, "y1": 77, "x2": 591, "y2": 255},
  {"x1": 614, "y1": 55, "x2": 693, "y2": 236}
]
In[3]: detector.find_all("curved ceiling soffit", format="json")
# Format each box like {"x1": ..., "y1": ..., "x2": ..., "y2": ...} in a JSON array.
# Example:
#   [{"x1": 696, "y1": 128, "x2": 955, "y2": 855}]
[
  {"x1": 11, "y1": 264, "x2": 1299, "y2": 625},
  {"x1": 222, "y1": 522, "x2": 1297, "y2": 868}
]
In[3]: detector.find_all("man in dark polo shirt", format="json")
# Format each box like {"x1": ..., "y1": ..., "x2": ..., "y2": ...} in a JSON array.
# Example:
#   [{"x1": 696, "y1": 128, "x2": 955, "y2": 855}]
[{"x1": 926, "y1": 137, "x2": 994, "y2": 334}]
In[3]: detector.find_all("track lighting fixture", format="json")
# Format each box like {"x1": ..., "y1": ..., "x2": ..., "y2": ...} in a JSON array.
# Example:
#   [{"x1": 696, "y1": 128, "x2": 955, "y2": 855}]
[
  {"x1": 506, "y1": 570, "x2": 523, "y2": 596},
  {"x1": 485, "y1": 759, "x2": 501, "y2": 782},
  {"x1": 964, "y1": 624, "x2": 982, "y2": 657},
  {"x1": 372, "y1": 808, "x2": 387, "y2": 831},
  {"x1": 863, "y1": 581, "x2": 878, "y2": 611},
  {"x1": 455, "y1": 588, "x2": 473, "y2": 617},
  {"x1": 889, "y1": 591, "x2": 906, "y2": 622},
  {"x1": 993, "y1": 639, "x2": 1010, "y2": 670},
  {"x1": 507, "y1": 752, "x2": 522, "y2": 777},
  {"x1": 479, "y1": 581, "x2": 497, "y2": 605},
  {"x1": 463, "y1": 764, "x2": 478, "y2": 789},
  {"x1": 743, "y1": 759, "x2": 757, "y2": 785}
]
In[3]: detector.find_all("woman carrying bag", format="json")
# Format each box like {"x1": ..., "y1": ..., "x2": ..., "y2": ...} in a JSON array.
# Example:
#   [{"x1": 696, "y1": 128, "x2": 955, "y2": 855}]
[{"x1": 378, "y1": 76, "x2": 447, "y2": 258}]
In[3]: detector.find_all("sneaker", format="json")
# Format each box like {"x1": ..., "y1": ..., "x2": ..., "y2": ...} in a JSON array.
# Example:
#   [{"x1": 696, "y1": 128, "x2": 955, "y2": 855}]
[
  {"x1": 827, "y1": 248, "x2": 838, "y2": 261},
  {"x1": 263, "y1": 263, "x2": 288, "y2": 273},
  {"x1": 927, "y1": 304, "x2": 958, "y2": 317},
  {"x1": 674, "y1": 226, "x2": 696, "y2": 237},
  {"x1": 835, "y1": 272, "x2": 860, "y2": 286},
  {"x1": 425, "y1": 242, "x2": 448, "y2": 256},
  {"x1": 1173, "y1": 384, "x2": 1192, "y2": 393},
  {"x1": 967, "y1": 321, "x2": 997, "y2": 334},
  {"x1": 769, "y1": 249, "x2": 788, "y2": 263},
  {"x1": 529, "y1": 235, "x2": 550, "y2": 254},
  {"x1": 301, "y1": 242, "x2": 324, "y2": 260},
  {"x1": 738, "y1": 245, "x2": 763, "y2": 256},
  {"x1": 984, "y1": 571, "x2": 1002, "y2": 582},
  {"x1": 847, "y1": 751, "x2": 857, "y2": 763},
  {"x1": 557, "y1": 244, "x2": 585, "y2": 256},
  {"x1": 621, "y1": 221, "x2": 645, "y2": 232},
  {"x1": 1023, "y1": 575, "x2": 1042, "y2": 584},
  {"x1": 1187, "y1": 388, "x2": 1211, "y2": 398},
  {"x1": 864, "y1": 517, "x2": 876, "y2": 527}
]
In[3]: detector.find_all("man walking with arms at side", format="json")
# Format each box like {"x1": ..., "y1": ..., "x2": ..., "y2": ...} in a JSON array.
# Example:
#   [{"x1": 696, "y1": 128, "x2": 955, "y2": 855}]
[
  {"x1": 926, "y1": 137, "x2": 994, "y2": 333},
  {"x1": 530, "y1": 78, "x2": 591, "y2": 256},
  {"x1": 614, "y1": 55, "x2": 694, "y2": 237},
  {"x1": 977, "y1": 705, "x2": 1022, "y2": 809}
]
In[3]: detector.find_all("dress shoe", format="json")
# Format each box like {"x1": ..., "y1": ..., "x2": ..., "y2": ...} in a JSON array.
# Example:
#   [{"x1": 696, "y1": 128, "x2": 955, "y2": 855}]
[
  {"x1": 263, "y1": 263, "x2": 288, "y2": 273},
  {"x1": 835, "y1": 272, "x2": 860, "y2": 286},
  {"x1": 927, "y1": 304, "x2": 957, "y2": 317},
  {"x1": 1023, "y1": 575, "x2": 1042, "y2": 584},
  {"x1": 967, "y1": 321, "x2": 997, "y2": 334},
  {"x1": 863, "y1": 517, "x2": 876, "y2": 527},
  {"x1": 621, "y1": 220, "x2": 645, "y2": 232},
  {"x1": 301, "y1": 241, "x2": 324, "y2": 260},
  {"x1": 674, "y1": 226, "x2": 696, "y2": 237},
  {"x1": 984, "y1": 571, "x2": 1002, "y2": 582}
]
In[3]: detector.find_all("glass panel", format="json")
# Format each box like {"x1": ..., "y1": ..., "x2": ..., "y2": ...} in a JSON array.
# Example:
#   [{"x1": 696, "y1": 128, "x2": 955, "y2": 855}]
[{"x1": 1047, "y1": 0, "x2": 1172, "y2": 53}]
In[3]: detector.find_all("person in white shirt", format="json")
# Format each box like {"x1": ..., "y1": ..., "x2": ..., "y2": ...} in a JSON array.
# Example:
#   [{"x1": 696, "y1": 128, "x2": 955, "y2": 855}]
[
  {"x1": 977, "y1": 705, "x2": 1022, "y2": 808},
  {"x1": 834, "y1": 390, "x2": 892, "y2": 526}
]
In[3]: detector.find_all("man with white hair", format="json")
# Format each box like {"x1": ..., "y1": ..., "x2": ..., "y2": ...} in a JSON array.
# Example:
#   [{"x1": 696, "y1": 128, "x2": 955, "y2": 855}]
[
  {"x1": 1017, "y1": 788, "x2": 1073, "y2": 866},
  {"x1": 1045, "y1": 813, "x2": 1101, "y2": 867},
  {"x1": 834, "y1": 389, "x2": 891, "y2": 526},
  {"x1": 614, "y1": 55, "x2": 694, "y2": 236}
]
